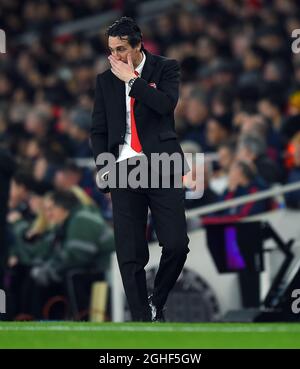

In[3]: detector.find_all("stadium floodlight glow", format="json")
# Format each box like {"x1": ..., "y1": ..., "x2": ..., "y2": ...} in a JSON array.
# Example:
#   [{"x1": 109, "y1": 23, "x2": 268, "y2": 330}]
[{"x1": 0, "y1": 30, "x2": 6, "y2": 54}]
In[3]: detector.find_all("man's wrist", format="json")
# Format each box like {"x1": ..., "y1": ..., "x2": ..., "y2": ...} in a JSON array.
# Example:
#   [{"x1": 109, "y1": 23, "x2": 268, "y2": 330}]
[
  {"x1": 126, "y1": 72, "x2": 137, "y2": 82},
  {"x1": 128, "y1": 77, "x2": 138, "y2": 88}
]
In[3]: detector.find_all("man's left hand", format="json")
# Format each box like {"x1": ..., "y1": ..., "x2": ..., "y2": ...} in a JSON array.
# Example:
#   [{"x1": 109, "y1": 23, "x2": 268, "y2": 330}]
[{"x1": 108, "y1": 54, "x2": 136, "y2": 82}]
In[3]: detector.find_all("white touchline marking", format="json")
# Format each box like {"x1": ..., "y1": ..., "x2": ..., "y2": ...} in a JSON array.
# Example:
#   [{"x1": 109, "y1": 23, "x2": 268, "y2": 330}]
[{"x1": 0, "y1": 325, "x2": 299, "y2": 333}]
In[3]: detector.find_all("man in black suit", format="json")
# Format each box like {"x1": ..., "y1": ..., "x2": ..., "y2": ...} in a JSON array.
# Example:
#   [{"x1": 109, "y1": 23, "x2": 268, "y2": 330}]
[{"x1": 91, "y1": 17, "x2": 190, "y2": 321}]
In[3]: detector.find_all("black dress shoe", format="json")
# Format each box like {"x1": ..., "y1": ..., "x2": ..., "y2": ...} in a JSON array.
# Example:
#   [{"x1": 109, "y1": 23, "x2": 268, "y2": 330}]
[{"x1": 148, "y1": 295, "x2": 165, "y2": 322}]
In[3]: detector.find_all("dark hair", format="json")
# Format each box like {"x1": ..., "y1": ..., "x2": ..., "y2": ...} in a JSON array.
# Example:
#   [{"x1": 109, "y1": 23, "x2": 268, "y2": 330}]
[
  {"x1": 249, "y1": 45, "x2": 269, "y2": 64},
  {"x1": 13, "y1": 170, "x2": 35, "y2": 189},
  {"x1": 106, "y1": 16, "x2": 143, "y2": 50},
  {"x1": 218, "y1": 140, "x2": 236, "y2": 154},
  {"x1": 260, "y1": 94, "x2": 286, "y2": 112},
  {"x1": 59, "y1": 160, "x2": 82, "y2": 174},
  {"x1": 236, "y1": 161, "x2": 256, "y2": 182},
  {"x1": 259, "y1": 82, "x2": 287, "y2": 112},
  {"x1": 28, "y1": 180, "x2": 53, "y2": 196},
  {"x1": 210, "y1": 113, "x2": 233, "y2": 132},
  {"x1": 48, "y1": 190, "x2": 79, "y2": 211}
]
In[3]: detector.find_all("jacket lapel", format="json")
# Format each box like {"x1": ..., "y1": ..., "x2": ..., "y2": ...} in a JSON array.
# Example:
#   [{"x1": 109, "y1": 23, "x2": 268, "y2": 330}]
[
  {"x1": 110, "y1": 49, "x2": 157, "y2": 128},
  {"x1": 134, "y1": 49, "x2": 157, "y2": 111},
  {"x1": 140, "y1": 49, "x2": 157, "y2": 82}
]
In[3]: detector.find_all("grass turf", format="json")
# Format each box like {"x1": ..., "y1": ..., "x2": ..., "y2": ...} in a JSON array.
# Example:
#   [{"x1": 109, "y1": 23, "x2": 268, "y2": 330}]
[{"x1": 0, "y1": 322, "x2": 299, "y2": 349}]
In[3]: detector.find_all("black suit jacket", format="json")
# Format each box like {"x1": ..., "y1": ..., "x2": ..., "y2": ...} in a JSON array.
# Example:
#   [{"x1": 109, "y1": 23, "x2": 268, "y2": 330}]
[{"x1": 91, "y1": 49, "x2": 190, "y2": 191}]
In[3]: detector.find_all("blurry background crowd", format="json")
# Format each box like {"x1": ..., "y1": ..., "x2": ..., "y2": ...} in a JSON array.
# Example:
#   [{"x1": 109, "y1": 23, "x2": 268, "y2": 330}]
[{"x1": 1, "y1": 0, "x2": 300, "y2": 320}]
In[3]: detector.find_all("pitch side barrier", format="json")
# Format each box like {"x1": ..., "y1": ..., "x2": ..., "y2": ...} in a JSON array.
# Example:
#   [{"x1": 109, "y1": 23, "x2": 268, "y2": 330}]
[{"x1": 185, "y1": 181, "x2": 300, "y2": 219}]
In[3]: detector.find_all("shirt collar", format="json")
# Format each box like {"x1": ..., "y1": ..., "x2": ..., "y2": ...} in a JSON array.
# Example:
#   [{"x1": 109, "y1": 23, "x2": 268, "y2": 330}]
[{"x1": 135, "y1": 51, "x2": 146, "y2": 75}]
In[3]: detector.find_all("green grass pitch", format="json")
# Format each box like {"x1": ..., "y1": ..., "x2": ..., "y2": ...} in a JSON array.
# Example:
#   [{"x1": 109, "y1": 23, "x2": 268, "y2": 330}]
[{"x1": 0, "y1": 322, "x2": 299, "y2": 348}]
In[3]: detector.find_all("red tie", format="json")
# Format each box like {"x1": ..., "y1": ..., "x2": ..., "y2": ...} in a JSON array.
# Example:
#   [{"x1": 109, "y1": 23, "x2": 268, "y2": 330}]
[{"x1": 130, "y1": 71, "x2": 142, "y2": 152}]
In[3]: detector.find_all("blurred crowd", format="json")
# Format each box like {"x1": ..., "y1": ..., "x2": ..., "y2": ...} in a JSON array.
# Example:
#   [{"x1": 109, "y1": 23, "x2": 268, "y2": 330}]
[
  {"x1": 0, "y1": 0, "x2": 119, "y2": 35},
  {"x1": 1, "y1": 0, "x2": 300, "y2": 319}
]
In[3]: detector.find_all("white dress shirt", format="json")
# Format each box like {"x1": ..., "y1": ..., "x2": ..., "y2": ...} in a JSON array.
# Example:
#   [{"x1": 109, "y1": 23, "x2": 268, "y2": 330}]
[
  {"x1": 116, "y1": 51, "x2": 146, "y2": 163},
  {"x1": 101, "y1": 52, "x2": 146, "y2": 181}
]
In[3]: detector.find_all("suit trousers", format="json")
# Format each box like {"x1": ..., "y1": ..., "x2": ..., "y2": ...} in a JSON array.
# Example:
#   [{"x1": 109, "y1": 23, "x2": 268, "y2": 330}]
[{"x1": 109, "y1": 157, "x2": 190, "y2": 321}]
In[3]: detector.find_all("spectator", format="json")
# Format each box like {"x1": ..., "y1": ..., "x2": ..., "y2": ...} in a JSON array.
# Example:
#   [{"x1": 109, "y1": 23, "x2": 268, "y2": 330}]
[
  {"x1": 27, "y1": 190, "x2": 115, "y2": 318},
  {"x1": 218, "y1": 141, "x2": 236, "y2": 175},
  {"x1": 31, "y1": 190, "x2": 115, "y2": 284},
  {"x1": 210, "y1": 140, "x2": 236, "y2": 195},
  {"x1": 205, "y1": 114, "x2": 232, "y2": 151},
  {"x1": 8, "y1": 171, "x2": 36, "y2": 222},
  {"x1": 182, "y1": 89, "x2": 209, "y2": 149},
  {"x1": 53, "y1": 161, "x2": 111, "y2": 218},
  {"x1": 285, "y1": 138, "x2": 300, "y2": 209},
  {"x1": 68, "y1": 108, "x2": 93, "y2": 158},
  {"x1": 258, "y1": 93, "x2": 286, "y2": 135},
  {"x1": 202, "y1": 161, "x2": 270, "y2": 224},
  {"x1": 6, "y1": 179, "x2": 54, "y2": 319},
  {"x1": 8, "y1": 189, "x2": 114, "y2": 319},
  {"x1": 237, "y1": 134, "x2": 282, "y2": 184}
]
